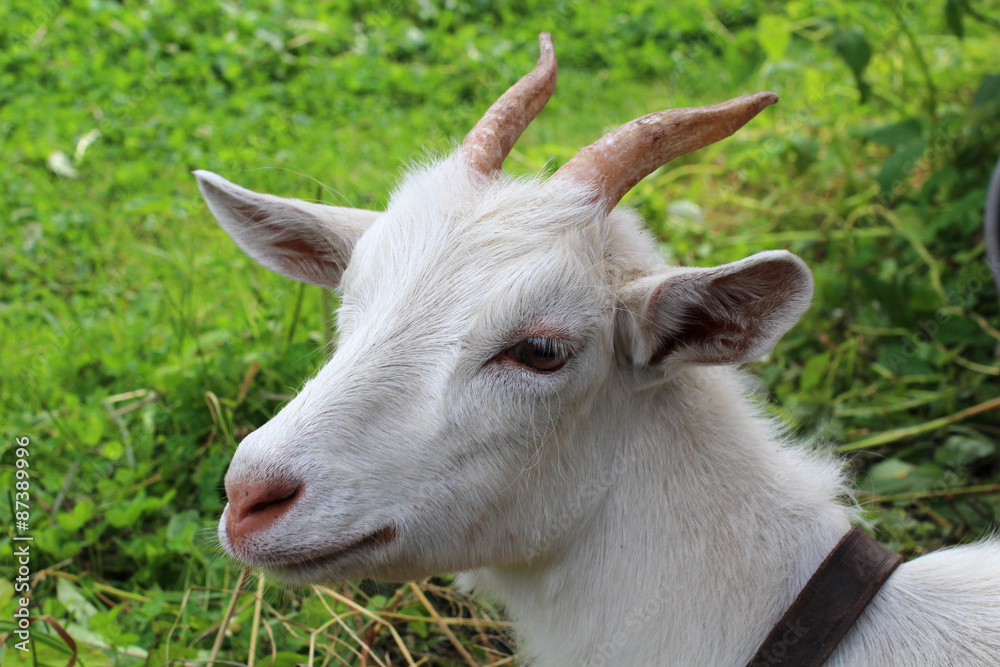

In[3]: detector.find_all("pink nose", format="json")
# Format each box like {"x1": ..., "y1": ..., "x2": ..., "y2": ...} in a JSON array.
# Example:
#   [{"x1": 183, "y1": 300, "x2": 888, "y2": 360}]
[{"x1": 225, "y1": 477, "x2": 301, "y2": 543}]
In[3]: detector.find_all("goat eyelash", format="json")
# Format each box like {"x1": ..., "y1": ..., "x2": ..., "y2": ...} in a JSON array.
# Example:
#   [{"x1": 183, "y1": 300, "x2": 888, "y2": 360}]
[{"x1": 495, "y1": 336, "x2": 576, "y2": 374}]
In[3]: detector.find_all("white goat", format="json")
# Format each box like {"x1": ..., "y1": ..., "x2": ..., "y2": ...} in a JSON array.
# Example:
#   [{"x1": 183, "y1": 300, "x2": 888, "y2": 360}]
[{"x1": 197, "y1": 35, "x2": 1000, "y2": 666}]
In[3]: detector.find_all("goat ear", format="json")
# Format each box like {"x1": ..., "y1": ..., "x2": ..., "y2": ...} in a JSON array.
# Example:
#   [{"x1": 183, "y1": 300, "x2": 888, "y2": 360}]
[
  {"x1": 194, "y1": 170, "x2": 379, "y2": 289},
  {"x1": 620, "y1": 250, "x2": 813, "y2": 367}
]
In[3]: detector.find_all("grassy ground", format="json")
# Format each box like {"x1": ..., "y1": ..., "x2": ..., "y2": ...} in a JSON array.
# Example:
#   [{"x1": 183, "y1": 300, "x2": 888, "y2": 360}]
[{"x1": 2, "y1": 1, "x2": 999, "y2": 664}]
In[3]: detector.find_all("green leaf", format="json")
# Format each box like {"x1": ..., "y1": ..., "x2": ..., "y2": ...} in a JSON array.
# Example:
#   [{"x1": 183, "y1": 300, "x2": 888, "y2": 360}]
[
  {"x1": 57, "y1": 499, "x2": 95, "y2": 532},
  {"x1": 57, "y1": 578, "x2": 98, "y2": 625},
  {"x1": 973, "y1": 73, "x2": 1000, "y2": 108},
  {"x1": 757, "y1": 14, "x2": 792, "y2": 62},
  {"x1": 831, "y1": 29, "x2": 871, "y2": 74},
  {"x1": 864, "y1": 459, "x2": 943, "y2": 496},
  {"x1": 877, "y1": 140, "x2": 928, "y2": 195},
  {"x1": 867, "y1": 119, "x2": 923, "y2": 149},
  {"x1": 945, "y1": 0, "x2": 964, "y2": 39},
  {"x1": 935, "y1": 434, "x2": 996, "y2": 467},
  {"x1": 269, "y1": 652, "x2": 319, "y2": 667},
  {"x1": 107, "y1": 501, "x2": 144, "y2": 528},
  {"x1": 102, "y1": 440, "x2": 125, "y2": 460},
  {"x1": 145, "y1": 643, "x2": 199, "y2": 664},
  {"x1": 166, "y1": 510, "x2": 200, "y2": 551},
  {"x1": 89, "y1": 609, "x2": 122, "y2": 641},
  {"x1": 36, "y1": 528, "x2": 84, "y2": 561},
  {"x1": 79, "y1": 412, "x2": 106, "y2": 446},
  {"x1": 800, "y1": 351, "x2": 831, "y2": 391},
  {"x1": 789, "y1": 135, "x2": 820, "y2": 173},
  {"x1": 830, "y1": 29, "x2": 872, "y2": 102},
  {"x1": 724, "y1": 31, "x2": 766, "y2": 86},
  {"x1": 410, "y1": 619, "x2": 429, "y2": 638},
  {"x1": 0, "y1": 579, "x2": 13, "y2": 608}
]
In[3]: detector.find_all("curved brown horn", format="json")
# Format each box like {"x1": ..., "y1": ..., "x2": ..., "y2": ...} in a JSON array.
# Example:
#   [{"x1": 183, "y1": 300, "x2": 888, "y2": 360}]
[
  {"x1": 553, "y1": 91, "x2": 778, "y2": 212},
  {"x1": 462, "y1": 33, "x2": 557, "y2": 176}
]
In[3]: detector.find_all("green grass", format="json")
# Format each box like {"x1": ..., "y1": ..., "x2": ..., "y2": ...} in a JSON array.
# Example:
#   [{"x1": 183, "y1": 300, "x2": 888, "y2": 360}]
[{"x1": 2, "y1": 0, "x2": 999, "y2": 664}]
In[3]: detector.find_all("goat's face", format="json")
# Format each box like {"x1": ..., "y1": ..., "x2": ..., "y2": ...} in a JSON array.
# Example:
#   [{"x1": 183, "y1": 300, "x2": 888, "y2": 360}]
[
  {"x1": 202, "y1": 163, "x2": 626, "y2": 582},
  {"x1": 197, "y1": 35, "x2": 812, "y2": 584}
]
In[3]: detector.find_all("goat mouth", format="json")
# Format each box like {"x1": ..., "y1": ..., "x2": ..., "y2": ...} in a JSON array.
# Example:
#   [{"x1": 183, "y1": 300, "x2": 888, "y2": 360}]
[{"x1": 266, "y1": 525, "x2": 397, "y2": 572}]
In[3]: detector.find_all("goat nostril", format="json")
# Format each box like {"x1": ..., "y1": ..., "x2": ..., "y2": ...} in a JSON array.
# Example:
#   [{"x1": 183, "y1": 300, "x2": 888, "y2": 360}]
[
  {"x1": 247, "y1": 487, "x2": 298, "y2": 516},
  {"x1": 226, "y1": 479, "x2": 302, "y2": 541}
]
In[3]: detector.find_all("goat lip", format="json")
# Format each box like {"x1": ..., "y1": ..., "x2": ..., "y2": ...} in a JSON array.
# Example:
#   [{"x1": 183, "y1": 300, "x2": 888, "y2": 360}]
[{"x1": 262, "y1": 524, "x2": 397, "y2": 570}]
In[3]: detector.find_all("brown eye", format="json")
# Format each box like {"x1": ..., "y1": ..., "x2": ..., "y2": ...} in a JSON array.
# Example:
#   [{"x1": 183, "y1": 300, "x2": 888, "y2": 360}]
[{"x1": 507, "y1": 337, "x2": 573, "y2": 372}]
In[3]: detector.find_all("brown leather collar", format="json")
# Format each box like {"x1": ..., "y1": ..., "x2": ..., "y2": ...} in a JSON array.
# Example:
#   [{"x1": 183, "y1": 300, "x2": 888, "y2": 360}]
[{"x1": 746, "y1": 527, "x2": 903, "y2": 667}]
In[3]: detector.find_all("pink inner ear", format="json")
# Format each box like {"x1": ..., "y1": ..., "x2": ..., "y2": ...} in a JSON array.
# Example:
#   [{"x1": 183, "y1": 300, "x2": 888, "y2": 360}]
[
  {"x1": 711, "y1": 261, "x2": 800, "y2": 316},
  {"x1": 229, "y1": 198, "x2": 267, "y2": 224},
  {"x1": 645, "y1": 256, "x2": 807, "y2": 366},
  {"x1": 648, "y1": 302, "x2": 750, "y2": 365},
  {"x1": 229, "y1": 198, "x2": 339, "y2": 274},
  {"x1": 274, "y1": 237, "x2": 324, "y2": 257},
  {"x1": 239, "y1": 207, "x2": 342, "y2": 287}
]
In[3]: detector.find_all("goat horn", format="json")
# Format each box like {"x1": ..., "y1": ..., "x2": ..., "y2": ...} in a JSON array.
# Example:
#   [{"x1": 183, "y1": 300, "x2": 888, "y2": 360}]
[
  {"x1": 553, "y1": 91, "x2": 778, "y2": 212},
  {"x1": 462, "y1": 33, "x2": 557, "y2": 176}
]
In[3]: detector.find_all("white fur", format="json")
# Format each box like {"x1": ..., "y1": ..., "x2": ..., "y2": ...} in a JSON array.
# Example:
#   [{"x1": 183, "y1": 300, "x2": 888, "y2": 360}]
[{"x1": 197, "y1": 153, "x2": 1000, "y2": 666}]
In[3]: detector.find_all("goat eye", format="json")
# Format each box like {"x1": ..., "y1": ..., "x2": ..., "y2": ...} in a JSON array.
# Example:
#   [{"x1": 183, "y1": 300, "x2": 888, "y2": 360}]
[{"x1": 507, "y1": 337, "x2": 573, "y2": 372}]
